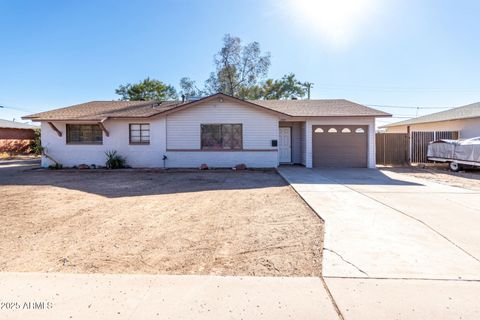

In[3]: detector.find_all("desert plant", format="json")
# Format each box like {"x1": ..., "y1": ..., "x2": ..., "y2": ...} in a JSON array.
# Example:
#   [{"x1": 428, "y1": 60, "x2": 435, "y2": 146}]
[
  {"x1": 105, "y1": 150, "x2": 126, "y2": 169},
  {"x1": 48, "y1": 163, "x2": 63, "y2": 170}
]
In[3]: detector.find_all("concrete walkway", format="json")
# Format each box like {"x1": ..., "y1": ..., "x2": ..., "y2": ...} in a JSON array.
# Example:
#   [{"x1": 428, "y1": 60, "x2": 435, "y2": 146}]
[
  {"x1": 278, "y1": 166, "x2": 480, "y2": 320},
  {"x1": 0, "y1": 273, "x2": 340, "y2": 320}
]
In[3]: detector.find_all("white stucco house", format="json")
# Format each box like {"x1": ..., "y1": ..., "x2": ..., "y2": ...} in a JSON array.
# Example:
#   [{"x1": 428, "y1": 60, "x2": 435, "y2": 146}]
[
  {"x1": 23, "y1": 93, "x2": 390, "y2": 169},
  {"x1": 381, "y1": 102, "x2": 480, "y2": 138}
]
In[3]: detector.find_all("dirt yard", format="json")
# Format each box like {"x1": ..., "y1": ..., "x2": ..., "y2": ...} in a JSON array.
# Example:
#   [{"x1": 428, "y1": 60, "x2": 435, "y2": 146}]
[
  {"x1": 381, "y1": 165, "x2": 480, "y2": 191},
  {"x1": 0, "y1": 162, "x2": 323, "y2": 277}
]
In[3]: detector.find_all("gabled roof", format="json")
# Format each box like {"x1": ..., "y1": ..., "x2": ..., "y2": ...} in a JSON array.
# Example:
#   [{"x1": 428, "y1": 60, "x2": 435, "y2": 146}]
[
  {"x1": 382, "y1": 102, "x2": 480, "y2": 128},
  {"x1": 250, "y1": 99, "x2": 390, "y2": 117},
  {"x1": 23, "y1": 93, "x2": 390, "y2": 121},
  {"x1": 0, "y1": 119, "x2": 38, "y2": 129}
]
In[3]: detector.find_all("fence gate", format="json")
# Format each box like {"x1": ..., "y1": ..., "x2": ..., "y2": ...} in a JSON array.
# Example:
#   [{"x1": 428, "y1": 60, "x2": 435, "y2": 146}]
[
  {"x1": 376, "y1": 133, "x2": 409, "y2": 165},
  {"x1": 410, "y1": 131, "x2": 459, "y2": 163}
]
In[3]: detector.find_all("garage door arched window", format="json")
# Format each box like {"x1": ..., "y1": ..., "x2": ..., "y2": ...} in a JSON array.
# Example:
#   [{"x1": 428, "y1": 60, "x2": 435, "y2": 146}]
[
  {"x1": 355, "y1": 128, "x2": 365, "y2": 133},
  {"x1": 341, "y1": 128, "x2": 351, "y2": 133},
  {"x1": 314, "y1": 128, "x2": 324, "y2": 133},
  {"x1": 327, "y1": 128, "x2": 338, "y2": 133}
]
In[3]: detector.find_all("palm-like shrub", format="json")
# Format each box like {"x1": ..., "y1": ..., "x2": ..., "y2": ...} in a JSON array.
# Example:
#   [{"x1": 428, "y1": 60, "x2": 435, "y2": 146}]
[{"x1": 105, "y1": 150, "x2": 126, "y2": 169}]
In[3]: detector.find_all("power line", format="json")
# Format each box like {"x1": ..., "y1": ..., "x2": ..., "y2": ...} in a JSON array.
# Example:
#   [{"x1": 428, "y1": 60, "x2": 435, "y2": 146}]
[
  {"x1": 366, "y1": 104, "x2": 452, "y2": 110},
  {"x1": 0, "y1": 103, "x2": 33, "y2": 112},
  {"x1": 315, "y1": 83, "x2": 480, "y2": 93}
]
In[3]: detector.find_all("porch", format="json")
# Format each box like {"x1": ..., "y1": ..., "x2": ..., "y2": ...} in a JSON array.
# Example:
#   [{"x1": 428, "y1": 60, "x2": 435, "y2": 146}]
[{"x1": 279, "y1": 121, "x2": 306, "y2": 165}]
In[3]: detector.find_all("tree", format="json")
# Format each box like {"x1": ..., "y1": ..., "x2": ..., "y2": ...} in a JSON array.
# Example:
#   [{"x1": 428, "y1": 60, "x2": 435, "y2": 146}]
[
  {"x1": 116, "y1": 77, "x2": 177, "y2": 101},
  {"x1": 238, "y1": 73, "x2": 309, "y2": 100},
  {"x1": 179, "y1": 77, "x2": 205, "y2": 98},
  {"x1": 205, "y1": 34, "x2": 271, "y2": 97}
]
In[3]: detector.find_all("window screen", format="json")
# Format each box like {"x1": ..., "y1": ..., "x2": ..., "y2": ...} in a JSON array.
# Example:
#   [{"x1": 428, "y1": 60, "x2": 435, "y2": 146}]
[
  {"x1": 129, "y1": 124, "x2": 150, "y2": 144},
  {"x1": 66, "y1": 124, "x2": 103, "y2": 144},
  {"x1": 201, "y1": 124, "x2": 242, "y2": 150}
]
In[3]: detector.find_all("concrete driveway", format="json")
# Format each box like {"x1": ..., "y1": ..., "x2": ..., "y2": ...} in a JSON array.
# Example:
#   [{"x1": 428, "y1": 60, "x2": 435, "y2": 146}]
[{"x1": 278, "y1": 167, "x2": 480, "y2": 320}]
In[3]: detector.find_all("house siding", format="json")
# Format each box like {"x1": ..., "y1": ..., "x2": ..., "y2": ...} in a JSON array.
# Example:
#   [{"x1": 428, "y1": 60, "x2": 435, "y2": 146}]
[
  {"x1": 301, "y1": 122, "x2": 306, "y2": 165},
  {"x1": 40, "y1": 100, "x2": 280, "y2": 168},
  {"x1": 39, "y1": 100, "x2": 379, "y2": 169},
  {"x1": 385, "y1": 117, "x2": 480, "y2": 139},
  {"x1": 305, "y1": 117, "x2": 376, "y2": 168},
  {"x1": 40, "y1": 118, "x2": 167, "y2": 168},
  {"x1": 165, "y1": 100, "x2": 279, "y2": 167}
]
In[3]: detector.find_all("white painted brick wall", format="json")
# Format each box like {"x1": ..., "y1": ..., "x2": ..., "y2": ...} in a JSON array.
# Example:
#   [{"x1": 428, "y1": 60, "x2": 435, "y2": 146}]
[{"x1": 40, "y1": 118, "x2": 167, "y2": 168}]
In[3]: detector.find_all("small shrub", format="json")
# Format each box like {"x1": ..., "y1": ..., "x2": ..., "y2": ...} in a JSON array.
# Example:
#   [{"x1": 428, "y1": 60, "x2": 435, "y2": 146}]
[
  {"x1": 105, "y1": 150, "x2": 126, "y2": 169},
  {"x1": 29, "y1": 129, "x2": 43, "y2": 155},
  {"x1": 0, "y1": 139, "x2": 32, "y2": 156},
  {"x1": 48, "y1": 163, "x2": 63, "y2": 170}
]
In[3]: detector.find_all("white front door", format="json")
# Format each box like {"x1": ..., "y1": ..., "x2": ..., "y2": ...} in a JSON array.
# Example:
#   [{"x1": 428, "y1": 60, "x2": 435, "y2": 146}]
[{"x1": 279, "y1": 127, "x2": 292, "y2": 163}]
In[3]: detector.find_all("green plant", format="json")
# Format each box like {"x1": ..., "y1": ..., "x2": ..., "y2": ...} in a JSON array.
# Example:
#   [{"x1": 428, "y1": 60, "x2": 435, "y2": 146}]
[
  {"x1": 30, "y1": 129, "x2": 43, "y2": 155},
  {"x1": 48, "y1": 163, "x2": 63, "y2": 170},
  {"x1": 105, "y1": 150, "x2": 126, "y2": 169}
]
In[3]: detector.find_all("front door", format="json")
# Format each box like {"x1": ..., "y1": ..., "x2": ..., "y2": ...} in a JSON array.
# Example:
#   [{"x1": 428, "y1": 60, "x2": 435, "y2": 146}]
[{"x1": 279, "y1": 127, "x2": 292, "y2": 163}]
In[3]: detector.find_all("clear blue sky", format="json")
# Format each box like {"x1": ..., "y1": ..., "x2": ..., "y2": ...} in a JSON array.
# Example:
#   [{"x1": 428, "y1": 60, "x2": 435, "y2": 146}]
[{"x1": 1, "y1": 0, "x2": 480, "y2": 127}]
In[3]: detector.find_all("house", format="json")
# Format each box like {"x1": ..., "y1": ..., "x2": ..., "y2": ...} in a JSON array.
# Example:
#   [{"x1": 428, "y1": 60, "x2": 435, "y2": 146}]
[
  {"x1": 0, "y1": 119, "x2": 37, "y2": 140},
  {"x1": 381, "y1": 102, "x2": 480, "y2": 138},
  {"x1": 22, "y1": 93, "x2": 390, "y2": 168}
]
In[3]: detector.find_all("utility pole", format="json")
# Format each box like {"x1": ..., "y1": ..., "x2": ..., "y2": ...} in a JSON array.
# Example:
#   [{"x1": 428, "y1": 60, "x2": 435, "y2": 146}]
[{"x1": 304, "y1": 82, "x2": 314, "y2": 100}]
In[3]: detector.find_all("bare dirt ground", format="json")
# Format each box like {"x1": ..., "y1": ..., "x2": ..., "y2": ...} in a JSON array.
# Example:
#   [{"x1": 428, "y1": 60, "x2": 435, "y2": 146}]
[
  {"x1": 0, "y1": 162, "x2": 323, "y2": 277},
  {"x1": 380, "y1": 164, "x2": 480, "y2": 191}
]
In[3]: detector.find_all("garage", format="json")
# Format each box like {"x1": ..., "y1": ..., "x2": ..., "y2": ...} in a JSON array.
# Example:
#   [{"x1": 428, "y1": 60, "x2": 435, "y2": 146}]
[{"x1": 312, "y1": 125, "x2": 368, "y2": 167}]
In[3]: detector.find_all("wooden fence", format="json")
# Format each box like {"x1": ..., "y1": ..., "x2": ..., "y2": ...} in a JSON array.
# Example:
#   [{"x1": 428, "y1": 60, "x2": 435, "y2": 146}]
[
  {"x1": 376, "y1": 131, "x2": 459, "y2": 165},
  {"x1": 376, "y1": 133, "x2": 409, "y2": 165},
  {"x1": 410, "y1": 131, "x2": 459, "y2": 163}
]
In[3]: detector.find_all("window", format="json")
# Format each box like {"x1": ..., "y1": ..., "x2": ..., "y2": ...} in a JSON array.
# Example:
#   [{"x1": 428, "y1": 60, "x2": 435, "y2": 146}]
[
  {"x1": 341, "y1": 128, "x2": 351, "y2": 133},
  {"x1": 328, "y1": 128, "x2": 338, "y2": 133},
  {"x1": 66, "y1": 124, "x2": 103, "y2": 144},
  {"x1": 355, "y1": 128, "x2": 365, "y2": 133},
  {"x1": 314, "y1": 128, "x2": 324, "y2": 133},
  {"x1": 129, "y1": 124, "x2": 150, "y2": 144},
  {"x1": 201, "y1": 124, "x2": 242, "y2": 150}
]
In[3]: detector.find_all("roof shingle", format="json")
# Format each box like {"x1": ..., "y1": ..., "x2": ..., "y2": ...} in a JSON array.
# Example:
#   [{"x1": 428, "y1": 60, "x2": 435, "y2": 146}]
[
  {"x1": 382, "y1": 102, "x2": 480, "y2": 128},
  {"x1": 23, "y1": 100, "x2": 180, "y2": 121},
  {"x1": 249, "y1": 99, "x2": 390, "y2": 117},
  {"x1": 0, "y1": 119, "x2": 38, "y2": 129},
  {"x1": 23, "y1": 94, "x2": 390, "y2": 121}
]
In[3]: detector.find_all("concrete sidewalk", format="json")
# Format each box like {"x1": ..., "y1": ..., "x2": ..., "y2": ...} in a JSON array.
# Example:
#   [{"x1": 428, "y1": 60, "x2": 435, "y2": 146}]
[
  {"x1": 278, "y1": 166, "x2": 480, "y2": 320},
  {"x1": 0, "y1": 273, "x2": 340, "y2": 320}
]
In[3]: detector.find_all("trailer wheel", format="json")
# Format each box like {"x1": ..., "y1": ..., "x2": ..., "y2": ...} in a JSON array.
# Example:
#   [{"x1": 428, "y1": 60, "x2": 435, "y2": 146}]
[{"x1": 449, "y1": 161, "x2": 461, "y2": 172}]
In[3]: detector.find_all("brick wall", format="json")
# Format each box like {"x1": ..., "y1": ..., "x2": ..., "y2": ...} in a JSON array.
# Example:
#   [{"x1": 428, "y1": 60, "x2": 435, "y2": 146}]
[{"x1": 0, "y1": 128, "x2": 35, "y2": 139}]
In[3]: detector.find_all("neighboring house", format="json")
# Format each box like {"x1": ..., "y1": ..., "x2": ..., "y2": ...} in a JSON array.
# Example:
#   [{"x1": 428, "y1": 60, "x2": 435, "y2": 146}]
[
  {"x1": 23, "y1": 93, "x2": 390, "y2": 168},
  {"x1": 381, "y1": 102, "x2": 480, "y2": 138},
  {"x1": 0, "y1": 119, "x2": 37, "y2": 140}
]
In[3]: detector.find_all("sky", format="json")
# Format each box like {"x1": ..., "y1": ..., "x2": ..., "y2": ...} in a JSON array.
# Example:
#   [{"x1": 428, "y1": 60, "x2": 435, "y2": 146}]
[{"x1": 1, "y1": 0, "x2": 480, "y2": 127}]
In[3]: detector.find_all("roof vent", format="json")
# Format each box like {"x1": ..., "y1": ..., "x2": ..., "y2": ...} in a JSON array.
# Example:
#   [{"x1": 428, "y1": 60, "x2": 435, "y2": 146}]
[{"x1": 186, "y1": 96, "x2": 203, "y2": 102}]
